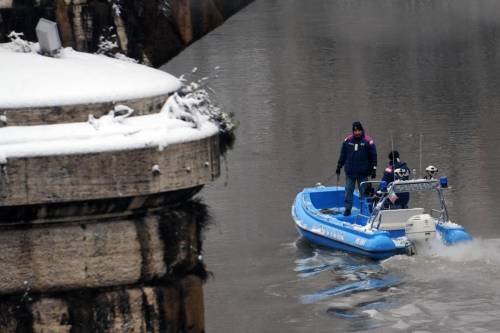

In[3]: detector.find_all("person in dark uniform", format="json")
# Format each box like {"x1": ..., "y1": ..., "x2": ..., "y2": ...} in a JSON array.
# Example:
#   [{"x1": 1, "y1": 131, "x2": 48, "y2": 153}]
[
  {"x1": 336, "y1": 121, "x2": 377, "y2": 216},
  {"x1": 381, "y1": 150, "x2": 411, "y2": 209}
]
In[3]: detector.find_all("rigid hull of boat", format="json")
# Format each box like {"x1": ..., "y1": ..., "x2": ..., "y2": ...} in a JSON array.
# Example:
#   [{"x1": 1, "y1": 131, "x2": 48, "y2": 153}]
[
  {"x1": 292, "y1": 184, "x2": 472, "y2": 260},
  {"x1": 292, "y1": 187, "x2": 408, "y2": 260}
]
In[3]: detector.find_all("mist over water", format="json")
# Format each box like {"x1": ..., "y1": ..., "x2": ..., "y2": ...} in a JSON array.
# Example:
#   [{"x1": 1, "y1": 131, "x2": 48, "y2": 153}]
[{"x1": 163, "y1": 0, "x2": 500, "y2": 332}]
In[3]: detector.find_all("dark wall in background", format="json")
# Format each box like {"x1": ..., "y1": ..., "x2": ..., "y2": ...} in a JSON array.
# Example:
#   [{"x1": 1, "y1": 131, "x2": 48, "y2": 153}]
[{"x1": 0, "y1": 0, "x2": 254, "y2": 67}]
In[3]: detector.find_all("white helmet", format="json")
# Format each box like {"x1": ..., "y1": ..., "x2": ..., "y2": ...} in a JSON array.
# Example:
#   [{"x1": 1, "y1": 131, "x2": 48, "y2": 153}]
[
  {"x1": 394, "y1": 168, "x2": 410, "y2": 179},
  {"x1": 425, "y1": 165, "x2": 438, "y2": 179}
]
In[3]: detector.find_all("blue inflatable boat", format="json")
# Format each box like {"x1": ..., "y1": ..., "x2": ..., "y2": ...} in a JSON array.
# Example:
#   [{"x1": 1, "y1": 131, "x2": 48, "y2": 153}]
[{"x1": 292, "y1": 177, "x2": 472, "y2": 260}]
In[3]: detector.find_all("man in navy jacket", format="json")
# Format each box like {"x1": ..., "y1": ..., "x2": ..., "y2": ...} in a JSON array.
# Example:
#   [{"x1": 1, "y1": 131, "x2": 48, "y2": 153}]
[{"x1": 336, "y1": 121, "x2": 377, "y2": 216}]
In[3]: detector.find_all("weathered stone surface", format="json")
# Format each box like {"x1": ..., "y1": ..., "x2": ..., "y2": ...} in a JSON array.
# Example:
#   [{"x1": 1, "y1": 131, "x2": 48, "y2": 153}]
[
  {"x1": 0, "y1": 12, "x2": 4, "y2": 41},
  {"x1": 181, "y1": 275, "x2": 204, "y2": 333},
  {"x1": 55, "y1": 0, "x2": 73, "y2": 48},
  {"x1": 190, "y1": 0, "x2": 223, "y2": 41},
  {"x1": 0, "y1": 202, "x2": 207, "y2": 295},
  {"x1": 0, "y1": 134, "x2": 220, "y2": 207},
  {"x1": 212, "y1": 0, "x2": 253, "y2": 17},
  {"x1": 0, "y1": 300, "x2": 32, "y2": 331},
  {"x1": 172, "y1": 0, "x2": 192, "y2": 45},
  {"x1": 0, "y1": 219, "x2": 140, "y2": 294},
  {"x1": 0, "y1": 186, "x2": 203, "y2": 223},
  {"x1": 32, "y1": 298, "x2": 71, "y2": 333},
  {"x1": 71, "y1": 4, "x2": 86, "y2": 51},
  {"x1": 93, "y1": 288, "x2": 151, "y2": 332},
  {"x1": 0, "y1": 277, "x2": 204, "y2": 333},
  {"x1": 0, "y1": 94, "x2": 169, "y2": 126},
  {"x1": 171, "y1": 0, "x2": 225, "y2": 46},
  {"x1": 0, "y1": 0, "x2": 13, "y2": 10},
  {"x1": 112, "y1": 9, "x2": 128, "y2": 53}
]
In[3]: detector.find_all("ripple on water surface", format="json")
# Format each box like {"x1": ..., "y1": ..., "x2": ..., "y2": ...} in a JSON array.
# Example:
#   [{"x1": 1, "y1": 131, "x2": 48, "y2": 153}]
[{"x1": 289, "y1": 237, "x2": 500, "y2": 332}]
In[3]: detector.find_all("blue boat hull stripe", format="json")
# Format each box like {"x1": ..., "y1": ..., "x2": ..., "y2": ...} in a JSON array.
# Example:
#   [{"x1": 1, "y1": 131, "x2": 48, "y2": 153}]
[{"x1": 296, "y1": 226, "x2": 404, "y2": 257}]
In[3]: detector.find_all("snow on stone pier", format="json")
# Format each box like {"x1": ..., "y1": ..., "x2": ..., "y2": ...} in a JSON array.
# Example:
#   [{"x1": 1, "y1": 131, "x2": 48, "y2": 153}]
[
  {"x1": 0, "y1": 109, "x2": 219, "y2": 159},
  {"x1": 0, "y1": 42, "x2": 220, "y2": 159},
  {"x1": 0, "y1": 42, "x2": 222, "y2": 214},
  {"x1": 0, "y1": 44, "x2": 181, "y2": 108}
]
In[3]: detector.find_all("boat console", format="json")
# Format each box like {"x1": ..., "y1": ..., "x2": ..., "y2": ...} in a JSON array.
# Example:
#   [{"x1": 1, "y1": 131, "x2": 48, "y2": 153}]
[{"x1": 376, "y1": 208, "x2": 424, "y2": 230}]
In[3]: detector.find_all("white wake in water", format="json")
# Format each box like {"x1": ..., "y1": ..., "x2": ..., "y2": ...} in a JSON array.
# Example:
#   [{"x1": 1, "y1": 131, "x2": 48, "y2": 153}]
[
  {"x1": 290, "y1": 237, "x2": 500, "y2": 332},
  {"x1": 370, "y1": 238, "x2": 500, "y2": 332}
]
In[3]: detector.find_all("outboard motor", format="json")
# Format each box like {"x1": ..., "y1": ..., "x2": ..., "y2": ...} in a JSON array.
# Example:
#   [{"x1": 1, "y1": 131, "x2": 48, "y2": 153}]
[{"x1": 405, "y1": 214, "x2": 436, "y2": 241}]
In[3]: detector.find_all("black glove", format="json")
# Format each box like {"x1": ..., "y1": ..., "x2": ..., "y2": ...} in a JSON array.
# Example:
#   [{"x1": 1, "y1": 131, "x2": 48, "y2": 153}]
[
  {"x1": 371, "y1": 167, "x2": 377, "y2": 179},
  {"x1": 335, "y1": 165, "x2": 341, "y2": 175}
]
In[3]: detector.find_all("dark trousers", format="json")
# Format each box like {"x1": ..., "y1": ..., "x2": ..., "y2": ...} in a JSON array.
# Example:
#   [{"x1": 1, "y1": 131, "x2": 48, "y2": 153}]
[{"x1": 344, "y1": 175, "x2": 367, "y2": 211}]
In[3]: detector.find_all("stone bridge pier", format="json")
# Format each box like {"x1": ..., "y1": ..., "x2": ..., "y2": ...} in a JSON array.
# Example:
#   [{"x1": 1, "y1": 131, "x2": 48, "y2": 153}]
[
  {"x1": 0, "y1": 74, "x2": 222, "y2": 332},
  {"x1": 0, "y1": 200, "x2": 211, "y2": 333}
]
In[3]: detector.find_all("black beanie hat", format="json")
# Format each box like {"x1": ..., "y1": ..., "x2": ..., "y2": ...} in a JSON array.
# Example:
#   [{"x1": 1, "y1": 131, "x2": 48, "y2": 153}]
[
  {"x1": 388, "y1": 150, "x2": 400, "y2": 161},
  {"x1": 352, "y1": 121, "x2": 364, "y2": 132}
]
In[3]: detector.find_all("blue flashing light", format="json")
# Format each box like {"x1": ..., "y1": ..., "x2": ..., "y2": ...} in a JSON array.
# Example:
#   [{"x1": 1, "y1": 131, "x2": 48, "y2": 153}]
[
  {"x1": 440, "y1": 176, "x2": 448, "y2": 188},
  {"x1": 380, "y1": 180, "x2": 388, "y2": 192}
]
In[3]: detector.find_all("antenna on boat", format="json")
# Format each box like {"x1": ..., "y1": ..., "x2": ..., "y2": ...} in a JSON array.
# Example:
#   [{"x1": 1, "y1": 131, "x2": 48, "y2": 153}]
[
  {"x1": 419, "y1": 133, "x2": 423, "y2": 179},
  {"x1": 334, "y1": 123, "x2": 342, "y2": 213},
  {"x1": 319, "y1": 123, "x2": 343, "y2": 186},
  {"x1": 390, "y1": 132, "x2": 395, "y2": 182}
]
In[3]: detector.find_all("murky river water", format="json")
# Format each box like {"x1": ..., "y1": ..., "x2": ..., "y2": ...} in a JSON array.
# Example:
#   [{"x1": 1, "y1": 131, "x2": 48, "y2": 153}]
[{"x1": 163, "y1": 1, "x2": 500, "y2": 332}]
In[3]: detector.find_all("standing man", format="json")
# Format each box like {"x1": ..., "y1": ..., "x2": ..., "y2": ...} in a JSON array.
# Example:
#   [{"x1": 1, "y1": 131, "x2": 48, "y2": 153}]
[{"x1": 336, "y1": 121, "x2": 377, "y2": 216}]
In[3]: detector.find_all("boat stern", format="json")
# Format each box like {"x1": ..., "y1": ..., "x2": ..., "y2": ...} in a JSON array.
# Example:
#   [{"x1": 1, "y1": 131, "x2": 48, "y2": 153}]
[{"x1": 436, "y1": 222, "x2": 473, "y2": 245}]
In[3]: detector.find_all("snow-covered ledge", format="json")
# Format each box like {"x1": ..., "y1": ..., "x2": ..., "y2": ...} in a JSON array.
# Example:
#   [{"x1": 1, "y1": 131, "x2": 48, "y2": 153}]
[
  {"x1": 0, "y1": 42, "x2": 181, "y2": 125},
  {"x1": 0, "y1": 42, "x2": 226, "y2": 214},
  {"x1": 0, "y1": 44, "x2": 181, "y2": 108},
  {"x1": 0, "y1": 41, "x2": 223, "y2": 159}
]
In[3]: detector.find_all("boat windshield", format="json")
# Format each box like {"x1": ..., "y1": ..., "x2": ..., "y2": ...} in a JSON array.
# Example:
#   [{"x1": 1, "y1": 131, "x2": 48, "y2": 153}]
[
  {"x1": 391, "y1": 179, "x2": 439, "y2": 193},
  {"x1": 362, "y1": 178, "x2": 450, "y2": 229}
]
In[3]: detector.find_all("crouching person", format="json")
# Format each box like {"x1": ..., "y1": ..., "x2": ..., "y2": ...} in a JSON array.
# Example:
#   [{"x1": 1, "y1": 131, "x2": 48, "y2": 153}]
[{"x1": 381, "y1": 150, "x2": 411, "y2": 209}]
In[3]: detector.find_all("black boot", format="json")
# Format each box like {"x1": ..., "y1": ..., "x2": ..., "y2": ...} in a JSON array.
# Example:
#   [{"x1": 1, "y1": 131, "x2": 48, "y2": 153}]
[{"x1": 343, "y1": 208, "x2": 351, "y2": 216}]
